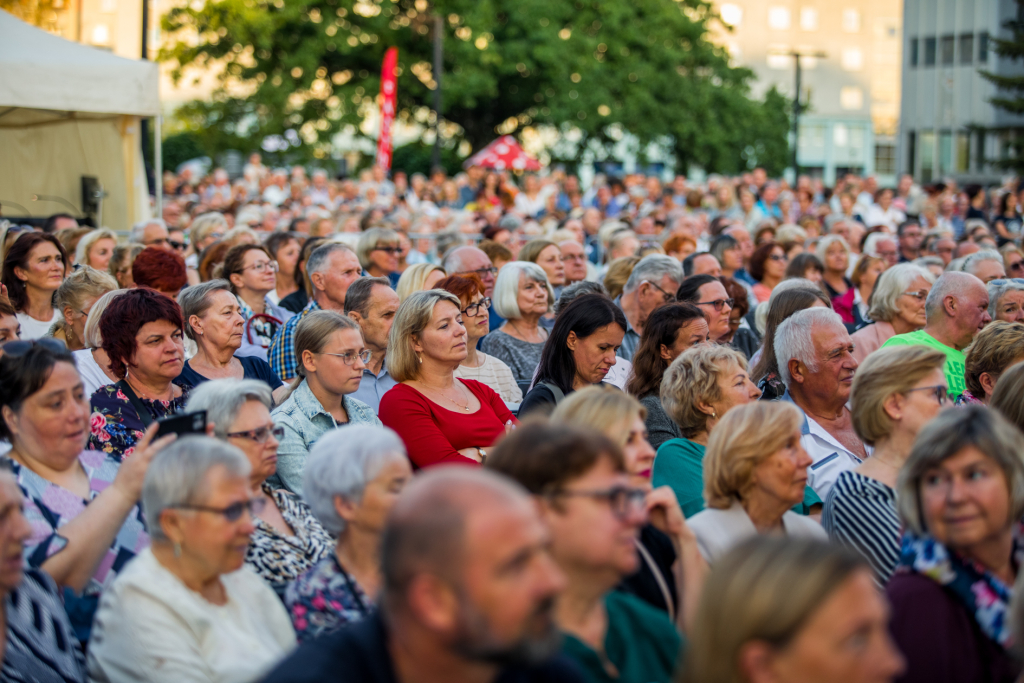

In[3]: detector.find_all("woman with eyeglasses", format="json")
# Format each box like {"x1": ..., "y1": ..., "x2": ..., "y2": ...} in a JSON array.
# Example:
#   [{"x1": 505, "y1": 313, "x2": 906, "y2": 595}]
[
  {"x1": 87, "y1": 437, "x2": 297, "y2": 683},
  {"x1": 850, "y1": 263, "x2": 935, "y2": 364},
  {"x1": 356, "y1": 227, "x2": 401, "y2": 287},
  {"x1": 221, "y1": 244, "x2": 294, "y2": 362},
  {"x1": 271, "y1": 311, "x2": 381, "y2": 494},
  {"x1": 987, "y1": 278, "x2": 1024, "y2": 323},
  {"x1": 748, "y1": 241, "x2": 788, "y2": 303},
  {"x1": 676, "y1": 274, "x2": 733, "y2": 342},
  {"x1": 47, "y1": 266, "x2": 118, "y2": 352},
  {"x1": 438, "y1": 274, "x2": 522, "y2": 404},
  {"x1": 185, "y1": 380, "x2": 332, "y2": 595},
  {"x1": 823, "y1": 346, "x2": 948, "y2": 585},
  {"x1": 1, "y1": 233, "x2": 67, "y2": 341}
]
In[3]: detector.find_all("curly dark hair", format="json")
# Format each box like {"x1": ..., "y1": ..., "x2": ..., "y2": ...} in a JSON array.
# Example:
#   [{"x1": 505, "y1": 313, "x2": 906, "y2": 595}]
[
  {"x1": 100, "y1": 287, "x2": 184, "y2": 378},
  {"x1": 1, "y1": 233, "x2": 67, "y2": 311},
  {"x1": 626, "y1": 302, "x2": 706, "y2": 399}
]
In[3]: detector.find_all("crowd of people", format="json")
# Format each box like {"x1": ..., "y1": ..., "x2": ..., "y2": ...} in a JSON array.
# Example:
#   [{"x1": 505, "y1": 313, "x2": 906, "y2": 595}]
[{"x1": 3, "y1": 159, "x2": 1024, "y2": 682}]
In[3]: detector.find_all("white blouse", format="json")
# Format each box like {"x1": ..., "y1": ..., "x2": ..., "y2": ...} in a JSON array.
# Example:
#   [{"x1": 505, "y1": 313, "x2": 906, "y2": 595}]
[
  {"x1": 688, "y1": 500, "x2": 827, "y2": 564},
  {"x1": 72, "y1": 348, "x2": 114, "y2": 399}
]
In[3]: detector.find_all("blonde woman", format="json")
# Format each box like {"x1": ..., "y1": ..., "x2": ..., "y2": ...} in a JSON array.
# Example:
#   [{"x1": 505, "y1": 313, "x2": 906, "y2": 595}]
[
  {"x1": 652, "y1": 344, "x2": 761, "y2": 517},
  {"x1": 75, "y1": 228, "x2": 118, "y2": 272},
  {"x1": 71, "y1": 289, "x2": 126, "y2": 397},
  {"x1": 48, "y1": 266, "x2": 118, "y2": 351},
  {"x1": 850, "y1": 263, "x2": 934, "y2": 363},
  {"x1": 688, "y1": 402, "x2": 826, "y2": 563},
  {"x1": 394, "y1": 262, "x2": 446, "y2": 302}
]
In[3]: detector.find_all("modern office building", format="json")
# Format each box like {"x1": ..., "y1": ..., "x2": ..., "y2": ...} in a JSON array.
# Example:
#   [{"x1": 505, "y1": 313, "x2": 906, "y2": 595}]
[
  {"x1": 900, "y1": 0, "x2": 1024, "y2": 182},
  {"x1": 710, "y1": 0, "x2": 903, "y2": 185}
]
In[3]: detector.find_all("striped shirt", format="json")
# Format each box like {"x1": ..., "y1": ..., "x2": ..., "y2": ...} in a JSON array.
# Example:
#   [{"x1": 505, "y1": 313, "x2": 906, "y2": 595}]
[
  {"x1": 822, "y1": 470, "x2": 901, "y2": 585},
  {"x1": 268, "y1": 299, "x2": 321, "y2": 383},
  {"x1": 3, "y1": 569, "x2": 86, "y2": 682}
]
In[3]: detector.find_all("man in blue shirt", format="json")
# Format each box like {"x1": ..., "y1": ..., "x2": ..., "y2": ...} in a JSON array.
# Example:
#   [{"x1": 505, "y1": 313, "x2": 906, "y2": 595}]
[{"x1": 344, "y1": 276, "x2": 400, "y2": 413}]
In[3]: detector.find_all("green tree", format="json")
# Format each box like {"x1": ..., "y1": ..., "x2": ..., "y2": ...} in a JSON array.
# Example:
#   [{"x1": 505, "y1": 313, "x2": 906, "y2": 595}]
[
  {"x1": 161, "y1": 0, "x2": 789, "y2": 174},
  {"x1": 980, "y1": 0, "x2": 1024, "y2": 175}
]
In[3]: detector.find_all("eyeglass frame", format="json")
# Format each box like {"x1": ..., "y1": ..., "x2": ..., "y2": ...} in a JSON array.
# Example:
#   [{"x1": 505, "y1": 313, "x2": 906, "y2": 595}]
[
  {"x1": 696, "y1": 297, "x2": 735, "y2": 312},
  {"x1": 370, "y1": 246, "x2": 402, "y2": 255},
  {"x1": 226, "y1": 424, "x2": 286, "y2": 443},
  {"x1": 457, "y1": 266, "x2": 499, "y2": 278},
  {"x1": 171, "y1": 497, "x2": 267, "y2": 522},
  {"x1": 461, "y1": 297, "x2": 492, "y2": 317},
  {"x1": 316, "y1": 349, "x2": 372, "y2": 366},
  {"x1": 903, "y1": 385, "x2": 950, "y2": 405},
  {"x1": 642, "y1": 280, "x2": 677, "y2": 303},
  {"x1": 901, "y1": 289, "x2": 930, "y2": 301},
  {"x1": 547, "y1": 485, "x2": 647, "y2": 521},
  {"x1": 241, "y1": 259, "x2": 279, "y2": 274}
]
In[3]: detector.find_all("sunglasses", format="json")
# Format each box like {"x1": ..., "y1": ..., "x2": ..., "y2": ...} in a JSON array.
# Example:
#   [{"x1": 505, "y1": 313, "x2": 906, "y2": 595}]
[
  {"x1": 696, "y1": 298, "x2": 735, "y2": 312},
  {"x1": 1, "y1": 338, "x2": 67, "y2": 357},
  {"x1": 371, "y1": 246, "x2": 402, "y2": 255},
  {"x1": 172, "y1": 496, "x2": 267, "y2": 522},
  {"x1": 458, "y1": 266, "x2": 499, "y2": 278}
]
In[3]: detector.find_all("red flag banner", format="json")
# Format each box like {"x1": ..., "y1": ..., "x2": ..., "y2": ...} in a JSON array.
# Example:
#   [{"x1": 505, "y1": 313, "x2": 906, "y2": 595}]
[{"x1": 375, "y1": 47, "x2": 398, "y2": 170}]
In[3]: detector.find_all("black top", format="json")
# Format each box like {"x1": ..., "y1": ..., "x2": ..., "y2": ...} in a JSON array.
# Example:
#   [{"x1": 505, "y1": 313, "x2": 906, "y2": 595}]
[
  {"x1": 279, "y1": 288, "x2": 309, "y2": 314},
  {"x1": 616, "y1": 524, "x2": 678, "y2": 616},
  {"x1": 517, "y1": 384, "x2": 562, "y2": 417},
  {"x1": 261, "y1": 611, "x2": 587, "y2": 683},
  {"x1": 176, "y1": 356, "x2": 284, "y2": 390}
]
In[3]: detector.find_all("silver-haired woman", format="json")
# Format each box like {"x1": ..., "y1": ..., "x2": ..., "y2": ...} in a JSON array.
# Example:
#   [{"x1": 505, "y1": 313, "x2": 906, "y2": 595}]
[
  {"x1": 186, "y1": 379, "x2": 333, "y2": 595},
  {"x1": 87, "y1": 437, "x2": 297, "y2": 683},
  {"x1": 479, "y1": 261, "x2": 553, "y2": 383},
  {"x1": 988, "y1": 278, "x2": 1024, "y2": 323},
  {"x1": 284, "y1": 425, "x2": 412, "y2": 642},
  {"x1": 850, "y1": 263, "x2": 935, "y2": 363}
]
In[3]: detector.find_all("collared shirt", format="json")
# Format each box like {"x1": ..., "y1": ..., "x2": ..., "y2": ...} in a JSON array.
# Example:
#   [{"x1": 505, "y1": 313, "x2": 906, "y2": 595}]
[
  {"x1": 349, "y1": 358, "x2": 398, "y2": 414},
  {"x1": 269, "y1": 300, "x2": 322, "y2": 382},
  {"x1": 271, "y1": 379, "x2": 382, "y2": 494},
  {"x1": 613, "y1": 296, "x2": 641, "y2": 362}
]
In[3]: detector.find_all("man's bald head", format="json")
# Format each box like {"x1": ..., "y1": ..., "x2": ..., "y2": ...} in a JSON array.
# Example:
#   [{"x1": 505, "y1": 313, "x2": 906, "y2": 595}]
[{"x1": 442, "y1": 246, "x2": 495, "y2": 296}]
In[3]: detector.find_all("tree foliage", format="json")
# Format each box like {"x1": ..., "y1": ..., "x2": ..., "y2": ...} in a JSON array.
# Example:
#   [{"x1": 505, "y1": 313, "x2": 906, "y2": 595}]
[
  {"x1": 980, "y1": 0, "x2": 1024, "y2": 175},
  {"x1": 161, "y1": 0, "x2": 789, "y2": 174}
]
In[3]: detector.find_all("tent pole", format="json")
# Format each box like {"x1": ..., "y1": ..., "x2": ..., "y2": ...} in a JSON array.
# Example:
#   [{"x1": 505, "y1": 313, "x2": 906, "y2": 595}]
[{"x1": 153, "y1": 0, "x2": 162, "y2": 219}]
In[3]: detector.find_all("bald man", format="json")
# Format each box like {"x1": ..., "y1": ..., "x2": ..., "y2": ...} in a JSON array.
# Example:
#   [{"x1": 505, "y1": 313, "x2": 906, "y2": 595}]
[{"x1": 263, "y1": 468, "x2": 581, "y2": 683}]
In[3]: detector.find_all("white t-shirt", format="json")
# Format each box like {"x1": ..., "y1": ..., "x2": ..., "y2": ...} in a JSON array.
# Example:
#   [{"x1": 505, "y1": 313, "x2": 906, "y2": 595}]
[
  {"x1": 16, "y1": 309, "x2": 61, "y2": 341},
  {"x1": 454, "y1": 352, "x2": 523, "y2": 404},
  {"x1": 72, "y1": 348, "x2": 115, "y2": 399}
]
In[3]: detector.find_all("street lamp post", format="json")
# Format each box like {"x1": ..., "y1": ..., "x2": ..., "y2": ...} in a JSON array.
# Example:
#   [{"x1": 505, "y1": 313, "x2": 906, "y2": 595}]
[{"x1": 771, "y1": 49, "x2": 827, "y2": 178}]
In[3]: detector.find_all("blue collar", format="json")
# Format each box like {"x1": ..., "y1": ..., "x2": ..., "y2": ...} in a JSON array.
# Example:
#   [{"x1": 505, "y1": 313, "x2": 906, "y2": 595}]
[{"x1": 779, "y1": 389, "x2": 811, "y2": 436}]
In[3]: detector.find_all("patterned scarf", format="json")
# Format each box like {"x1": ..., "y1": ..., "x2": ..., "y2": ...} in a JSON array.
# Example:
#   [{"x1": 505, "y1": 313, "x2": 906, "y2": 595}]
[{"x1": 896, "y1": 522, "x2": 1024, "y2": 649}]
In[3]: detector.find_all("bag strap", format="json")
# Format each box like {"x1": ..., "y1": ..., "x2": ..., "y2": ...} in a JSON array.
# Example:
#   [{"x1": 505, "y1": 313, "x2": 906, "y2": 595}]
[
  {"x1": 539, "y1": 382, "x2": 565, "y2": 405},
  {"x1": 116, "y1": 379, "x2": 154, "y2": 429}
]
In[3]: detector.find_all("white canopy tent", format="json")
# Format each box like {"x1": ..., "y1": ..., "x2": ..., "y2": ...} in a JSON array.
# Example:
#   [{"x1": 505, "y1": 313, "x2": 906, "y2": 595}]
[{"x1": 0, "y1": 9, "x2": 159, "y2": 231}]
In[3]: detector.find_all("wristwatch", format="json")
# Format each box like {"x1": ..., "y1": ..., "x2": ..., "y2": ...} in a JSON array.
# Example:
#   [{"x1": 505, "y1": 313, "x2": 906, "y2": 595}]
[{"x1": 478, "y1": 447, "x2": 487, "y2": 463}]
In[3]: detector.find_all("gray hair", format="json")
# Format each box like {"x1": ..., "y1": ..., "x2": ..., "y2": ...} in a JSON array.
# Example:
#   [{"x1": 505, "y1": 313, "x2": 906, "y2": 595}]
[
  {"x1": 189, "y1": 213, "x2": 229, "y2": 246},
  {"x1": 913, "y1": 256, "x2": 945, "y2": 270},
  {"x1": 306, "y1": 242, "x2": 355, "y2": 280},
  {"x1": 178, "y1": 279, "x2": 233, "y2": 340},
  {"x1": 775, "y1": 307, "x2": 846, "y2": 388},
  {"x1": 142, "y1": 436, "x2": 251, "y2": 542},
  {"x1": 492, "y1": 261, "x2": 553, "y2": 319},
  {"x1": 555, "y1": 280, "x2": 608, "y2": 316},
  {"x1": 185, "y1": 378, "x2": 272, "y2": 439},
  {"x1": 440, "y1": 246, "x2": 488, "y2": 275},
  {"x1": 128, "y1": 219, "x2": 167, "y2": 244},
  {"x1": 303, "y1": 425, "x2": 408, "y2": 534},
  {"x1": 989, "y1": 280, "x2": 1024, "y2": 318},
  {"x1": 74, "y1": 228, "x2": 118, "y2": 266},
  {"x1": 622, "y1": 254, "x2": 684, "y2": 295},
  {"x1": 344, "y1": 276, "x2": 391, "y2": 317},
  {"x1": 815, "y1": 234, "x2": 851, "y2": 264},
  {"x1": 925, "y1": 271, "x2": 984, "y2": 321},
  {"x1": 963, "y1": 249, "x2": 1004, "y2": 277},
  {"x1": 863, "y1": 232, "x2": 896, "y2": 258},
  {"x1": 867, "y1": 263, "x2": 935, "y2": 323},
  {"x1": 82, "y1": 289, "x2": 126, "y2": 349},
  {"x1": 356, "y1": 227, "x2": 400, "y2": 270}
]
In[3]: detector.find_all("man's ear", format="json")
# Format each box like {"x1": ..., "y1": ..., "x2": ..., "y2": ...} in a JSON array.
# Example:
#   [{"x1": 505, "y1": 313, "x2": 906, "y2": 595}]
[
  {"x1": 309, "y1": 271, "x2": 326, "y2": 293},
  {"x1": 944, "y1": 295, "x2": 958, "y2": 317},
  {"x1": 348, "y1": 310, "x2": 364, "y2": 325},
  {"x1": 788, "y1": 358, "x2": 806, "y2": 385},
  {"x1": 404, "y1": 574, "x2": 459, "y2": 633}
]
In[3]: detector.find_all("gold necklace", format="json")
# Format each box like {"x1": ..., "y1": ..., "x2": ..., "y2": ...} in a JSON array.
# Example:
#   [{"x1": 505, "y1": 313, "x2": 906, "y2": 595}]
[{"x1": 421, "y1": 381, "x2": 471, "y2": 412}]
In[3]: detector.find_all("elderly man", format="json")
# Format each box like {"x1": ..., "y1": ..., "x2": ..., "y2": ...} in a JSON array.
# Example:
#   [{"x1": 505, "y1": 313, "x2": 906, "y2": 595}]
[
  {"x1": 776, "y1": 307, "x2": 868, "y2": 500},
  {"x1": 559, "y1": 240, "x2": 589, "y2": 285},
  {"x1": 682, "y1": 252, "x2": 722, "y2": 278},
  {"x1": 345, "y1": 276, "x2": 400, "y2": 412},
  {"x1": 615, "y1": 254, "x2": 685, "y2": 361},
  {"x1": 864, "y1": 232, "x2": 899, "y2": 268},
  {"x1": 269, "y1": 242, "x2": 363, "y2": 382},
  {"x1": 442, "y1": 245, "x2": 503, "y2": 330},
  {"x1": 128, "y1": 219, "x2": 172, "y2": 250},
  {"x1": 262, "y1": 468, "x2": 579, "y2": 683},
  {"x1": 923, "y1": 232, "x2": 956, "y2": 265},
  {"x1": 963, "y1": 249, "x2": 1006, "y2": 283},
  {"x1": 881, "y1": 271, "x2": 991, "y2": 400}
]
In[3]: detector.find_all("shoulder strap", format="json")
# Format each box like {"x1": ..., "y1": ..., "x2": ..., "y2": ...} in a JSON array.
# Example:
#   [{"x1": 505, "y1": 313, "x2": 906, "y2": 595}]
[
  {"x1": 539, "y1": 382, "x2": 565, "y2": 404},
  {"x1": 116, "y1": 379, "x2": 154, "y2": 428}
]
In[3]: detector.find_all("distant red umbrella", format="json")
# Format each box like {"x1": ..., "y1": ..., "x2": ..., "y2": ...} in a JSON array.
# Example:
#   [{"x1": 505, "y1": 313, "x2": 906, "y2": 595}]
[{"x1": 464, "y1": 135, "x2": 541, "y2": 172}]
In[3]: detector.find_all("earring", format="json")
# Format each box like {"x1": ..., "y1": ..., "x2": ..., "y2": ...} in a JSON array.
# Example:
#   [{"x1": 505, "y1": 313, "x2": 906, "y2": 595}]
[
  {"x1": 711, "y1": 410, "x2": 717, "y2": 420},
  {"x1": 417, "y1": 355, "x2": 423, "y2": 364},
  {"x1": 173, "y1": 542, "x2": 182, "y2": 558}
]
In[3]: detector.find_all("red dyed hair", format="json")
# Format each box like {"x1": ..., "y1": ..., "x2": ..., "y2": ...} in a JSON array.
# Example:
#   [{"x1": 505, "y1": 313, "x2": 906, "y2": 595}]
[
  {"x1": 436, "y1": 273, "x2": 484, "y2": 307},
  {"x1": 100, "y1": 287, "x2": 184, "y2": 377},
  {"x1": 132, "y1": 247, "x2": 187, "y2": 294}
]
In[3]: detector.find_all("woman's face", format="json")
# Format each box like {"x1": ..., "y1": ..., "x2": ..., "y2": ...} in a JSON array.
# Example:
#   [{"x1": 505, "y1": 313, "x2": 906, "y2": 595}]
[
  {"x1": 661, "y1": 318, "x2": 710, "y2": 362},
  {"x1": 707, "y1": 360, "x2": 762, "y2": 424},
  {"x1": 995, "y1": 290, "x2": 1024, "y2": 323},
  {"x1": 130, "y1": 319, "x2": 185, "y2": 382},
  {"x1": 461, "y1": 291, "x2": 490, "y2": 342},
  {"x1": 695, "y1": 281, "x2": 732, "y2": 341},
  {"x1": 4, "y1": 361, "x2": 88, "y2": 467},
  {"x1": 825, "y1": 243, "x2": 849, "y2": 273},
  {"x1": 722, "y1": 246, "x2": 744, "y2": 272},
  {"x1": 304, "y1": 327, "x2": 368, "y2": 396},
  {"x1": 920, "y1": 446, "x2": 1012, "y2": 556},
  {"x1": 748, "y1": 429, "x2": 813, "y2": 509},
  {"x1": 620, "y1": 415, "x2": 656, "y2": 482},
  {"x1": 369, "y1": 242, "x2": 400, "y2": 274},
  {"x1": 535, "y1": 245, "x2": 566, "y2": 287},
  {"x1": 414, "y1": 301, "x2": 468, "y2": 366},
  {"x1": 571, "y1": 323, "x2": 625, "y2": 386},
  {"x1": 803, "y1": 267, "x2": 824, "y2": 286},
  {"x1": 893, "y1": 276, "x2": 932, "y2": 329},
  {"x1": 114, "y1": 255, "x2": 135, "y2": 288},
  {"x1": 515, "y1": 275, "x2": 550, "y2": 319},
  {"x1": 0, "y1": 315, "x2": 20, "y2": 343},
  {"x1": 64, "y1": 295, "x2": 100, "y2": 347},
  {"x1": 227, "y1": 400, "x2": 278, "y2": 485},
  {"x1": 15, "y1": 241, "x2": 65, "y2": 294},
  {"x1": 861, "y1": 260, "x2": 887, "y2": 292},
  {"x1": 195, "y1": 289, "x2": 244, "y2": 353},
  {"x1": 344, "y1": 457, "x2": 413, "y2": 535},
  {"x1": 236, "y1": 249, "x2": 277, "y2": 296},
  {"x1": 275, "y1": 239, "x2": 301, "y2": 279},
  {"x1": 891, "y1": 368, "x2": 948, "y2": 438},
  {"x1": 87, "y1": 238, "x2": 117, "y2": 272},
  {"x1": 170, "y1": 467, "x2": 255, "y2": 577},
  {"x1": 764, "y1": 247, "x2": 788, "y2": 280},
  {"x1": 0, "y1": 476, "x2": 32, "y2": 593}
]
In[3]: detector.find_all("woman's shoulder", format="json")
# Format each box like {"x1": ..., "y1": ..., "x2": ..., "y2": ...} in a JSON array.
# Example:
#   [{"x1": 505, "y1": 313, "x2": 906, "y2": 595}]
[
  {"x1": 458, "y1": 377, "x2": 500, "y2": 399},
  {"x1": 90, "y1": 383, "x2": 129, "y2": 407},
  {"x1": 830, "y1": 469, "x2": 895, "y2": 501},
  {"x1": 656, "y1": 438, "x2": 704, "y2": 458},
  {"x1": 781, "y1": 510, "x2": 828, "y2": 539},
  {"x1": 342, "y1": 395, "x2": 381, "y2": 424}
]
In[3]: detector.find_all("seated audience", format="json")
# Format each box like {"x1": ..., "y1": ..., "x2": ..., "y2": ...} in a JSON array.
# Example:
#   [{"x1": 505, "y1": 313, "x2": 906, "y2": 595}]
[
  {"x1": 379, "y1": 290, "x2": 516, "y2": 467},
  {"x1": 823, "y1": 346, "x2": 948, "y2": 584},
  {"x1": 272, "y1": 311, "x2": 381, "y2": 493},
  {"x1": 109, "y1": 244, "x2": 144, "y2": 290},
  {"x1": 676, "y1": 274, "x2": 733, "y2": 342},
  {"x1": 487, "y1": 423, "x2": 682, "y2": 682},
  {"x1": 342, "y1": 276, "x2": 400, "y2": 412},
  {"x1": 75, "y1": 228, "x2": 118, "y2": 273},
  {"x1": 613, "y1": 254, "x2": 684, "y2": 361},
  {"x1": 750, "y1": 285, "x2": 831, "y2": 399},
  {"x1": 603, "y1": 255, "x2": 640, "y2": 299},
  {"x1": 625, "y1": 303, "x2": 709, "y2": 450},
  {"x1": 850, "y1": 263, "x2": 934, "y2": 363},
  {"x1": 186, "y1": 380, "x2": 333, "y2": 594},
  {"x1": 1, "y1": 233, "x2": 67, "y2": 340},
  {"x1": 784, "y1": 252, "x2": 824, "y2": 286},
  {"x1": 222, "y1": 244, "x2": 294, "y2": 361},
  {"x1": 479, "y1": 261, "x2": 552, "y2": 383},
  {"x1": 817, "y1": 235, "x2": 853, "y2": 303},
  {"x1": 263, "y1": 468, "x2": 583, "y2": 683},
  {"x1": 87, "y1": 437, "x2": 297, "y2": 683},
  {"x1": 887, "y1": 406, "x2": 1024, "y2": 683},
  {"x1": 71, "y1": 290, "x2": 125, "y2": 397},
  {"x1": 264, "y1": 231, "x2": 303, "y2": 305},
  {"x1": 832, "y1": 255, "x2": 886, "y2": 331},
  {"x1": 131, "y1": 246, "x2": 187, "y2": 299},
  {"x1": 394, "y1": 262, "x2": 446, "y2": 301},
  {"x1": 992, "y1": 361, "x2": 1024, "y2": 433},
  {"x1": 519, "y1": 294, "x2": 627, "y2": 416},
  {"x1": 748, "y1": 242, "x2": 787, "y2": 303},
  {"x1": 285, "y1": 425, "x2": 412, "y2": 641},
  {"x1": 959, "y1": 320, "x2": 1024, "y2": 404},
  {"x1": 988, "y1": 278, "x2": 1024, "y2": 322},
  {"x1": 88, "y1": 288, "x2": 190, "y2": 460},
  {"x1": 520, "y1": 239, "x2": 567, "y2": 295},
  {"x1": 963, "y1": 249, "x2": 1007, "y2": 283},
  {"x1": 356, "y1": 227, "x2": 401, "y2": 285},
  {"x1": 653, "y1": 344, "x2": 761, "y2": 517},
  {"x1": 49, "y1": 266, "x2": 118, "y2": 352}
]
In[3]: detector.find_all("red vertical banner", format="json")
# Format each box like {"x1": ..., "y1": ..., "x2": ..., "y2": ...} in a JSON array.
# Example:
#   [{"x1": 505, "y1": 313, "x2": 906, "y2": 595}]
[{"x1": 376, "y1": 47, "x2": 398, "y2": 170}]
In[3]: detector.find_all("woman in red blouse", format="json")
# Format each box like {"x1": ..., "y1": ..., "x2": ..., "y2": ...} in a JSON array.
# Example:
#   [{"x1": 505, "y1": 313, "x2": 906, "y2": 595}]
[{"x1": 379, "y1": 289, "x2": 516, "y2": 468}]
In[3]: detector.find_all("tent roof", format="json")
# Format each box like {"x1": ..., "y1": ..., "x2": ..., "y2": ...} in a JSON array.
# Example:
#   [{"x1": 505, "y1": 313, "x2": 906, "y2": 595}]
[{"x1": 0, "y1": 10, "x2": 159, "y2": 117}]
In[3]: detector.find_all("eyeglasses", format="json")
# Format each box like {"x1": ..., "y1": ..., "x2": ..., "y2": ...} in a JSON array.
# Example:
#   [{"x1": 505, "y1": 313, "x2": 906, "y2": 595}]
[
  {"x1": 458, "y1": 266, "x2": 499, "y2": 278},
  {"x1": 1009, "y1": 261, "x2": 1024, "y2": 273},
  {"x1": 904, "y1": 385, "x2": 950, "y2": 405},
  {"x1": 768, "y1": 254, "x2": 788, "y2": 262},
  {"x1": 549, "y1": 486, "x2": 647, "y2": 521},
  {"x1": 643, "y1": 280, "x2": 677, "y2": 303},
  {"x1": 317, "y1": 349, "x2": 372, "y2": 365},
  {"x1": 1, "y1": 338, "x2": 66, "y2": 357},
  {"x1": 371, "y1": 246, "x2": 402, "y2": 255},
  {"x1": 696, "y1": 298, "x2": 735, "y2": 312},
  {"x1": 173, "y1": 497, "x2": 267, "y2": 522},
  {"x1": 461, "y1": 297, "x2": 492, "y2": 317},
  {"x1": 226, "y1": 424, "x2": 285, "y2": 443},
  {"x1": 146, "y1": 238, "x2": 169, "y2": 247},
  {"x1": 901, "y1": 289, "x2": 929, "y2": 301},
  {"x1": 243, "y1": 260, "x2": 279, "y2": 274}
]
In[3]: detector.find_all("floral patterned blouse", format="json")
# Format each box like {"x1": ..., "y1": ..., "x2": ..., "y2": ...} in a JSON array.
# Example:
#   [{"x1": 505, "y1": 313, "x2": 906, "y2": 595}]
[
  {"x1": 284, "y1": 553, "x2": 375, "y2": 642},
  {"x1": 87, "y1": 383, "x2": 191, "y2": 461},
  {"x1": 246, "y1": 484, "x2": 333, "y2": 596}
]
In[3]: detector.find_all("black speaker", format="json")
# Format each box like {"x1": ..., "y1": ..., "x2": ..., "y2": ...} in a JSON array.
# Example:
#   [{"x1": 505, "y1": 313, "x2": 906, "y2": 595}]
[{"x1": 81, "y1": 176, "x2": 103, "y2": 217}]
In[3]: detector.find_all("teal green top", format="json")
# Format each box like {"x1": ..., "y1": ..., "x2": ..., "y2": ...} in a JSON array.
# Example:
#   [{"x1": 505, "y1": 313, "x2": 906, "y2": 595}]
[{"x1": 562, "y1": 591, "x2": 682, "y2": 683}]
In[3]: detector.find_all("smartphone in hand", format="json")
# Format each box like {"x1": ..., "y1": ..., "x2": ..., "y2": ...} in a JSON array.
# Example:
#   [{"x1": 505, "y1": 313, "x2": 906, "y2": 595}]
[{"x1": 154, "y1": 410, "x2": 207, "y2": 439}]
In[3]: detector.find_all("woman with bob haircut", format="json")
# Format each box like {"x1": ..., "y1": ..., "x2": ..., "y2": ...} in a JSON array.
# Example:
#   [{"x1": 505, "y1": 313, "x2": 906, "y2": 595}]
[
  {"x1": 816, "y1": 234, "x2": 853, "y2": 303},
  {"x1": 887, "y1": 406, "x2": 1024, "y2": 683},
  {"x1": 679, "y1": 536, "x2": 904, "y2": 683},
  {"x1": 394, "y1": 262, "x2": 446, "y2": 302},
  {"x1": 355, "y1": 226, "x2": 401, "y2": 285},
  {"x1": 687, "y1": 402, "x2": 826, "y2": 563},
  {"x1": 132, "y1": 246, "x2": 187, "y2": 299},
  {"x1": 849, "y1": 263, "x2": 934, "y2": 363},
  {"x1": 48, "y1": 266, "x2": 118, "y2": 352},
  {"x1": 518, "y1": 293, "x2": 627, "y2": 416},
  {"x1": 480, "y1": 261, "x2": 553, "y2": 384},
  {"x1": 1, "y1": 232, "x2": 67, "y2": 340},
  {"x1": 379, "y1": 290, "x2": 516, "y2": 468},
  {"x1": 959, "y1": 321, "x2": 1024, "y2": 404},
  {"x1": 823, "y1": 346, "x2": 948, "y2": 584},
  {"x1": 988, "y1": 278, "x2": 1024, "y2": 323}
]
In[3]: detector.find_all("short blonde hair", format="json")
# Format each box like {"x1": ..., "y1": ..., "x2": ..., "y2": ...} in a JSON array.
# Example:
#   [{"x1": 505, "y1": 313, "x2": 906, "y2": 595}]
[
  {"x1": 964, "y1": 321, "x2": 1024, "y2": 399},
  {"x1": 550, "y1": 385, "x2": 646, "y2": 449},
  {"x1": 356, "y1": 227, "x2": 400, "y2": 270},
  {"x1": 74, "y1": 228, "x2": 118, "y2": 268},
  {"x1": 660, "y1": 344, "x2": 749, "y2": 439},
  {"x1": 387, "y1": 289, "x2": 462, "y2": 382},
  {"x1": 54, "y1": 266, "x2": 118, "y2": 316},
  {"x1": 603, "y1": 256, "x2": 640, "y2": 300},
  {"x1": 82, "y1": 289, "x2": 127, "y2": 348},
  {"x1": 850, "y1": 346, "x2": 948, "y2": 446},
  {"x1": 703, "y1": 401, "x2": 803, "y2": 509},
  {"x1": 395, "y1": 263, "x2": 446, "y2": 302},
  {"x1": 492, "y1": 261, "x2": 553, "y2": 319}
]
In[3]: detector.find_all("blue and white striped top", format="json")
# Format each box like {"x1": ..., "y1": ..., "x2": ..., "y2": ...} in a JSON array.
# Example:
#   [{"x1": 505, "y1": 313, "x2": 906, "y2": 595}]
[{"x1": 822, "y1": 470, "x2": 902, "y2": 585}]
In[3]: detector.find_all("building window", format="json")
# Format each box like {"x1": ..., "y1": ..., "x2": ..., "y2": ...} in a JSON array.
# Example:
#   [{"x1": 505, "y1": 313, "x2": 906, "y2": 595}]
[
  {"x1": 834, "y1": 123, "x2": 849, "y2": 147},
  {"x1": 960, "y1": 33, "x2": 974, "y2": 65},
  {"x1": 842, "y1": 9, "x2": 860, "y2": 32},
  {"x1": 979, "y1": 32, "x2": 989, "y2": 62},
  {"x1": 720, "y1": 3, "x2": 743, "y2": 27},
  {"x1": 840, "y1": 86, "x2": 863, "y2": 110},
  {"x1": 842, "y1": 47, "x2": 864, "y2": 70},
  {"x1": 910, "y1": 38, "x2": 919, "y2": 66},
  {"x1": 924, "y1": 37, "x2": 937, "y2": 66},
  {"x1": 875, "y1": 144, "x2": 897, "y2": 175},
  {"x1": 768, "y1": 7, "x2": 791, "y2": 30},
  {"x1": 800, "y1": 8, "x2": 819, "y2": 31},
  {"x1": 940, "y1": 35, "x2": 955, "y2": 65},
  {"x1": 908, "y1": 131, "x2": 917, "y2": 176}
]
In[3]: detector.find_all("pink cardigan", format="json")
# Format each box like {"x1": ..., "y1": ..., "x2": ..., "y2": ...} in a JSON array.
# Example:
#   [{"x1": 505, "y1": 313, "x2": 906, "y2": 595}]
[{"x1": 850, "y1": 321, "x2": 895, "y2": 365}]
